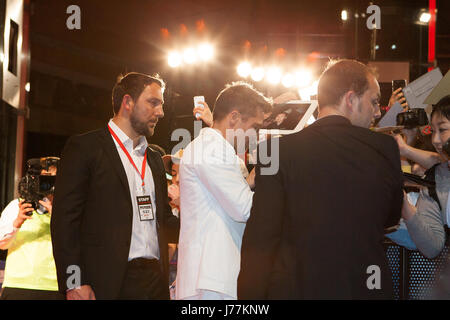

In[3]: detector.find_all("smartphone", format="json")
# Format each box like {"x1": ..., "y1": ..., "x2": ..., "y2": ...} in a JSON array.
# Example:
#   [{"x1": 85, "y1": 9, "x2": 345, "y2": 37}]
[
  {"x1": 392, "y1": 79, "x2": 407, "y2": 93},
  {"x1": 193, "y1": 96, "x2": 205, "y2": 119}
]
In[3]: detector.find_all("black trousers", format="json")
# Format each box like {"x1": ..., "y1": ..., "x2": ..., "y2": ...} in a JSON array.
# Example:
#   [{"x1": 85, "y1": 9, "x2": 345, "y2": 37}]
[
  {"x1": 118, "y1": 258, "x2": 169, "y2": 300},
  {"x1": 0, "y1": 287, "x2": 65, "y2": 300}
]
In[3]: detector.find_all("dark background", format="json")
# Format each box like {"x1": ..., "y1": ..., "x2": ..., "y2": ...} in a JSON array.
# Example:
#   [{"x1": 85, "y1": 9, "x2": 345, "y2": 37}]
[{"x1": 25, "y1": 0, "x2": 450, "y2": 158}]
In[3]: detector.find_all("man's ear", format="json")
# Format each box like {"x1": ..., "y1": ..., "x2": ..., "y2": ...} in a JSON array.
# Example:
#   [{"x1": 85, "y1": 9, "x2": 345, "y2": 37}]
[
  {"x1": 120, "y1": 94, "x2": 134, "y2": 113},
  {"x1": 343, "y1": 91, "x2": 359, "y2": 114},
  {"x1": 229, "y1": 110, "x2": 240, "y2": 126}
]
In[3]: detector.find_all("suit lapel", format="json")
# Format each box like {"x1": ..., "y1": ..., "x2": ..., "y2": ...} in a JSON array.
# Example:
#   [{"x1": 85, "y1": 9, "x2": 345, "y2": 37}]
[
  {"x1": 146, "y1": 148, "x2": 163, "y2": 223},
  {"x1": 98, "y1": 126, "x2": 132, "y2": 199}
]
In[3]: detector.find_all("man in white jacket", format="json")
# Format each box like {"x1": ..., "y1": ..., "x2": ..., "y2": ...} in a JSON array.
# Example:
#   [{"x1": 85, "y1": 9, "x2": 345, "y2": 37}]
[{"x1": 176, "y1": 82, "x2": 272, "y2": 300}]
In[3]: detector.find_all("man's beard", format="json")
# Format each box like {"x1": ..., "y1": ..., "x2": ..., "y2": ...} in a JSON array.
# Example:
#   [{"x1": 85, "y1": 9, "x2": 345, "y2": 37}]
[{"x1": 130, "y1": 109, "x2": 153, "y2": 137}]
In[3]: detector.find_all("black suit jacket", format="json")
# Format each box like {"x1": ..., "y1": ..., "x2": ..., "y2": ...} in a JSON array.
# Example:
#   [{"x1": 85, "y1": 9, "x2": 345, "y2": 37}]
[
  {"x1": 51, "y1": 126, "x2": 179, "y2": 299},
  {"x1": 238, "y1": 116, "x2": 403, "y2": 299}
]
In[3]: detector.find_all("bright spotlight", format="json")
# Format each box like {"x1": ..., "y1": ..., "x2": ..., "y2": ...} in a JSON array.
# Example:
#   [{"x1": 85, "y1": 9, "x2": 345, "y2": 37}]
[
  {"x1": 298, "y1": 87, "x2": 312, "y2": 101},
  {"x1": 310, "y1": 80, "x2": 319, "y2": 96},
  {"x1": 419, "y1": 12, "x2": 431, "y2": 23},
  {"x1": 237, "y1": 62, "x2": 252, "y2": 78},
  {"x1": 183, "y1": 48, "x2": 197, "y2": 64},
  {"x1": 251, "y1": 67, "x2": 265, "y2": 82},
  {"x1": 25, "y1": 82, "x2": 30, "y2": 92},
  {"x1": 168, "y1": 51, "x2": 182, "y2": 68},
  {"x1": 341, "y1": 10, "x2": 348, "y2": 21},
  {"x1": 266, "y1": 67, "x2": 282, "y2": 85},
  {"x1": 282, "y1": 73, "x2": 295, "y2": 88},
  {"x1": 197, "y1": 43, "x2": 214, "y2": 61},
  {"x1": 391, "y1": 44, "x2": 397, "y2": 50},
  {"x1": 295, "y1": 69, "x2": 312, "y2": 88}
]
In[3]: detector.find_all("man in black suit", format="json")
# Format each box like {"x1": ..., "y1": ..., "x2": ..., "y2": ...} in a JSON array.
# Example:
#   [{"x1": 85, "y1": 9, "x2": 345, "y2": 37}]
[
  {"x1": 238, "y1": 59, "x2": 403, "y2": 299},
  {"x1": 51, "y1": 72, "x2": 179, "y2": 300}
]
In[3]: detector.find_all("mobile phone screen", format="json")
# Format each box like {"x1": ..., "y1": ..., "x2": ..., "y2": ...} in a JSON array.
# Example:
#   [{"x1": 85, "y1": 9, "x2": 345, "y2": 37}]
[{"x1": 392, "y1": 80, "x2": 407, "y2": 93}]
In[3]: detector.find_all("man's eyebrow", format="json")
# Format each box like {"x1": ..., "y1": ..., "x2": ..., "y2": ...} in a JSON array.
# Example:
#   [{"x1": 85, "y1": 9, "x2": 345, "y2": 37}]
[{"x1": 148, "y1": 97, "x2": 164, "y2": 104}]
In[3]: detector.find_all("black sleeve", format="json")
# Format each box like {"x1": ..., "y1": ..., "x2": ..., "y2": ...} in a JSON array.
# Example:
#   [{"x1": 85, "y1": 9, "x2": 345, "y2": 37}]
[
  {"x1": 51, "y1": 135, "x2": 91, "y2": 292},
  {"x1": 384, "y1": 135, "x2": 404, "y2": 229},
  {"x1": 238, "y1": 142, "x2": 286, "y2": 299}
]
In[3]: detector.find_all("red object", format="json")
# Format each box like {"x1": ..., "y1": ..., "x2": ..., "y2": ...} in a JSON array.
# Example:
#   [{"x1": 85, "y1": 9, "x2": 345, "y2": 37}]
[
  {"x1": 108, "y1": 124, "x2": 148, "y2": 187},
  {"x1": 160, "y1": 28, "x2": 170, "y2": 39},
  {"x1": 180, "y1": 24, "x2": 188, "y2": 36},
  {"x1": 196, "y1": 19, "x2": 205, "y2": 32},
  {"x1": 275, "y1": 48, "x2": 286, "y2": 57},
  {"x1": 428, "y1": 0, "x2": 436, "y2": 72},
  {"x1": 422, "y1": 125, "x2": 432, "y2": 135},
  {"x1": 307, "y1": 51, "x2": 321, "y2": 62}
]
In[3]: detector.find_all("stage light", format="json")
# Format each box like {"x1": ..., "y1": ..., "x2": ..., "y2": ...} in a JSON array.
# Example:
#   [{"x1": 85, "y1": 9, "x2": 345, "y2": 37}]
[
  {"x1": 168, "y1": 51, "x2": 182, "y2": 68},
  {"x1": 391, "y1": 44, "x2": 397, "y2": 50},
  {"x1": 310, "y1": 80, "x2": 319, "y2": 96},
  {"x1": 197, "y1": 43, "x2": 214, "y2": 61},
  {"x1": 183, "y1": 48, "x2": 197, "y2": 64},
  {"x1": 298, "y1": 80, "x2": 318, "y2": 101},
  {"x1": 251, "y1": 67, "x2": 265, "y2": 82},
  {"x1": 237, "y1": 62, "x2": 252, "y2": 78},
  {"x1": 281, "y1": 73, "x2": 295, "y2": 88},
  {"x1": 266, "y1": 67, "x2": 282, "y2": 85},
  {"x1": 295, "y1": 69, "x2": 312, "y2": 88},
  {"x1": 375, "y1": 45, "x2": 380, "y2": 50},
  {"x1": 341, "y1": 10, "x2": 348, "y2": 21},
  {"x1": 419, "y1": 12, "x2": 431, "y2": 23},
  {"x1": 25, "y1": 82, "x2": 30, "y2": 92},
  {"x1": 298, "y1": 87, "x2": 312, "y2": 101}
]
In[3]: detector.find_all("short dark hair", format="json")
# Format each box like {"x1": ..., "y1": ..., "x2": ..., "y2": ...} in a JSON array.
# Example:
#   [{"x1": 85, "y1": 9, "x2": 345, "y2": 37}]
[
  {"x1": 212, "y1": 81, "x2": 272, "y2": 122},
  {"x1": 431, "y1": 95, "x2": 450, "y2": 121},
  {"x1": 112, "y1": 72, "x2": 165, "y2": 114},
  {"x1": 317, "y1": 59, "x2": 377, "y2": 109}
]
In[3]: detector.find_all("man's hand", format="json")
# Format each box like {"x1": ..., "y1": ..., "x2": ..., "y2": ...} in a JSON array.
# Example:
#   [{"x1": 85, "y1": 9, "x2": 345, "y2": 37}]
[
  {"x1": 39, "y1": 198, "x2": 53, "y2": 215},
  {"x1": 394, "y1": 134, "x2": 409, "y2": 156},
  {"x1": 66, "y1": 285, "x2": 96, "y2": 300},
  {"x1": 246, "y1": 168, "x2": 256, "y2": 189},
  {"x1": 389, "y1": 87, "x2": 408, "y2": 109},
  {"x1": 13, "y1": 200, "x2": 34, "y2": 229},
  {"x1": 193, "y1": 101, "x2": 213, "y2": 127},
  {"x1": 401, "y1": 191, "x2": 417, "y2": 221}
]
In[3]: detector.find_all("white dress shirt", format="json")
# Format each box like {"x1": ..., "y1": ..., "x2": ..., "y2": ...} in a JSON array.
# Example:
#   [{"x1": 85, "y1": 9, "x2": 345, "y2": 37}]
[
  {"x1": 108, "y1": 119, "x2": 160, "y2": 261},
  {"x1": 176, "y1": 127, "x2": 254, "y2": 299},
  {"x1": 0, "y1": 199, "x2": 21, "y2": 249}
]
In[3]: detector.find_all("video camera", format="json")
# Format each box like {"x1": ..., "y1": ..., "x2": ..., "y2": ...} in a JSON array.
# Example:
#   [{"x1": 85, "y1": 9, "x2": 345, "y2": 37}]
[
  {"x1": 396, "y1": 108, "x2": 428, "y2": 129},
  {"x1": 18, "y1": 157, "x2": 59, "y2": 214}
]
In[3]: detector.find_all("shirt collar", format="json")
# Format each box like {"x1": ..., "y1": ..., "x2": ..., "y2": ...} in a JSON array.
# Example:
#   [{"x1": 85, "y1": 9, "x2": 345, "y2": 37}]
[
  {"x1": 200, "y1": 127, "x2": 236, "y2": 152},
  {"x1": 108, "y1": 119, "x2": 148, "y2": 155}
]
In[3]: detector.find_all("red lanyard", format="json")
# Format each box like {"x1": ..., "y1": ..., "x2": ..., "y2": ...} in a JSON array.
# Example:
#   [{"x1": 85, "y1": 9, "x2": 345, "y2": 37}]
[{"x1": 108, "y1": 124, "x2": 147, "y2": 187}]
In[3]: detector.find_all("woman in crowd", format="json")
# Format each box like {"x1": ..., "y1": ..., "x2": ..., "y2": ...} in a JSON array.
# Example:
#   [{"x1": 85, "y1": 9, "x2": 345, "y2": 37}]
[{"x1": 401, "y1": 95, "x2": 450, "y2": 259}]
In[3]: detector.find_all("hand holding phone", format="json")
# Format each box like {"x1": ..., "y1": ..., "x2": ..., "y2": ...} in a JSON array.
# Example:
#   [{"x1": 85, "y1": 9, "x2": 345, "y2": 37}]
[{"x1": 194, "y1": 96, "x2": 205, "y2": 119}]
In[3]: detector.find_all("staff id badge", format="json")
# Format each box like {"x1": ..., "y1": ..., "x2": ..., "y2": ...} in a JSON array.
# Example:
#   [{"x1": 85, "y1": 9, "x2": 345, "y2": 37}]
[{"x1": 137, "y1": 195, "x2": 154, "y2": 221}]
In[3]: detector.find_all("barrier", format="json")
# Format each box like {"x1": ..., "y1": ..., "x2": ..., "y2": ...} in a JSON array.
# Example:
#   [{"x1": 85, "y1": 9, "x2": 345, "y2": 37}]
[{"x1": 385, "y1": 240, "x2": 450, "y2": 299}]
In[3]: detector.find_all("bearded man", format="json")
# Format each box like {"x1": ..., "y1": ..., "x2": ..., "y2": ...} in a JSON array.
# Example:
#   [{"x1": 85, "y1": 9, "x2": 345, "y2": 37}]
[{"x1": 51, "y1": 72, "x2": 179, "y2": 300}]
